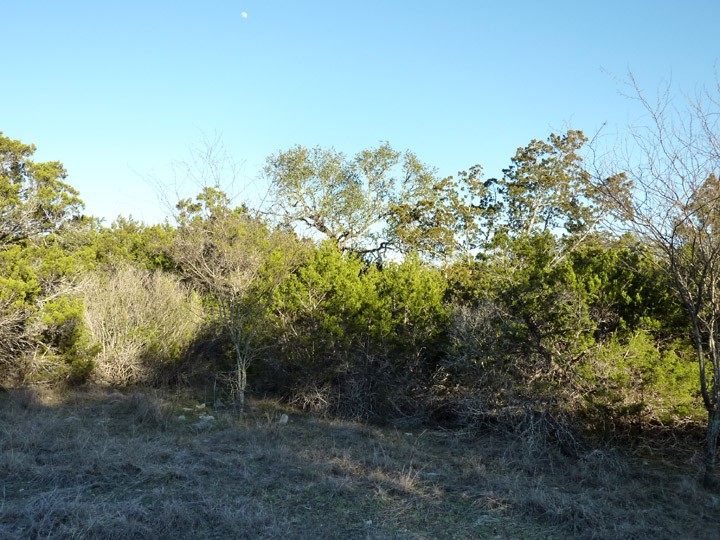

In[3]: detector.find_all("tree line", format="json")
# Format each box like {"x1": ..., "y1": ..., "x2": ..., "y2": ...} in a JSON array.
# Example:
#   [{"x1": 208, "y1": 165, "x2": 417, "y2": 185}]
[{"x1": 2, "y1": 80, "x2": 720, "y2": 486}]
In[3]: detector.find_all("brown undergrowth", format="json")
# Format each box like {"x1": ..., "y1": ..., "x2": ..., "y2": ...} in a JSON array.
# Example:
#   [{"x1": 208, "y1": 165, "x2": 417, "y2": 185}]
[{"x1": 0, "y1": 387, "x2": 718, "y2": 539}]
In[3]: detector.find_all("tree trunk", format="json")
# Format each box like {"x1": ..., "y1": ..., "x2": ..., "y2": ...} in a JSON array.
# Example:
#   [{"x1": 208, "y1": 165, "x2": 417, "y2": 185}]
[
  {"x1": 704, "y1": 408, "x2": 720, "y2": 488},
  {"x1": 236, "y1": 361, "x2": 247, "y2": 413},
  {"x1": 234, "y1": 338, "x2": 247, "y2": 413}
]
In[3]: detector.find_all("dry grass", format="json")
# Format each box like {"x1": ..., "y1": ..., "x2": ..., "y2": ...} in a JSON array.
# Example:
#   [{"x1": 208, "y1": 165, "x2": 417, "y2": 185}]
[{"x1": 0, "y1": 388, "x2": 719, "y2": 539}]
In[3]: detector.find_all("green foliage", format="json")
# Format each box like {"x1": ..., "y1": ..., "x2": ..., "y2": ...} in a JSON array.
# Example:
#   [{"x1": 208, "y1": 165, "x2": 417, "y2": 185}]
[
  {"x1": 266, "y1": 144, "x2": 397, "y2": 253},
  {"x1": 440, "y1": 125, "x2": 694, "y2": 432},
  {"x1": 92, "y1": 217, "x2": 175, "y2": 270},
  {"x1": 0, "y1": 132, "x2": 97, "y2": 382},
  {"x1": 0, "y1": 131, "x2": 84, "y2": 247},
  {"x1": 0, "y1": 232, "x2": 98, "y2": 383},
  {"x1": 578, "y1": 331, "x2": 702, "y2": 431},
  {"x1": 40, "y1": 295, "x2": 99, "y2": 384},
  {"x1": 171, "y1": 186, "x2": 303, "y2": 407},
  {"x1": 502, "y1": 233, "x2": 596, "y2": 361},
  {"x1": 568, "y1": 237, "x2": 687, "y2": 339},
  {"x1": 0, "y1": 244, "x2": 41, "y2": 306},
  {"x1": 269, "y1": 243, "x2": 448, "y2": 419},
  {"x1": 445, "y1": 226, "x2": 697, "y2": 433},
  {"x1": 373, "y1": 254, "x2": 448, "y2": 349},
  {"x1": 445, "y1": 233, "x2": 596, "y2": 413},
  {"x1": 266, "y1": 143, "x2": 492, "y2": 261},
  {"x1": 387, "y1": 164, "x2": 498, "y2": 261},
  {"x1": 271, "y1": 241, "x2": 369, "y2": 364},
  {"x1": 498, "y1": 130, "x2": 597, "y2": 238},
  {"x1": 0, "y1": 129, "x2": 709, "y2": 459}
]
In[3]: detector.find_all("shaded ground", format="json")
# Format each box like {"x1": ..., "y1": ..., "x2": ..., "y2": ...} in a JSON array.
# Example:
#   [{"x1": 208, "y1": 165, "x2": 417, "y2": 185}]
[{"x1": 0, "y1": 388, "x2": 718, "y2": 539}]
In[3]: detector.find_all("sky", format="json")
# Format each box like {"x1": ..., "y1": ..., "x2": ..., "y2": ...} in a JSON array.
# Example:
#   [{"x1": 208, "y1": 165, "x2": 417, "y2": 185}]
[{"x1": 3, "y1": 1, "x2": 720, "y2": 224}]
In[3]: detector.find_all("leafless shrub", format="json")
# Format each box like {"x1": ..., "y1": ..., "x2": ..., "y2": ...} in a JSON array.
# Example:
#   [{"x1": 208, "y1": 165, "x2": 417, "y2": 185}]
[
  {"x1": 502, "y1": 407, "x2": 585, "y2": 468},
  {"x1": 444, "y1": 302, "x2": 522, "y2": 408},
  {"x1": 9, "y1": 349, "x2": 65, "y2": 386},
  {"x1": 81, "y1": 265, "x2": 204, "y2": 385},
  {"x1": 286, "y1": 346, "x2": 414, "y2": 423},
  {"x1": 445, "y1": 303, "x2": 566, "y2": 437},
  {"x1": 289, "y1": 384, "x2": 333, "y2": 416},
  {"x1": 445, "y1": 302, "x2": 507, "y2": 372},
  {"x1": 0, "y1": 298, "x2": 33, "y2": 370}
]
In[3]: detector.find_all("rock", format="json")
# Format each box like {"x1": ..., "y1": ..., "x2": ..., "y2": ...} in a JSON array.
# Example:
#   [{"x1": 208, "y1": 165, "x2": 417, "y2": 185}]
[{"x1": 192, "y1": 414, "x2": 216, "y2": 430}]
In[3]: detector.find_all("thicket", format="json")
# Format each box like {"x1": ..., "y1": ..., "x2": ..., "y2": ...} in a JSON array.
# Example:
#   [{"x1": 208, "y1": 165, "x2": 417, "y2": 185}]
[{"x1": 0, "y1": 124, "x2": 711, "y2": 479}]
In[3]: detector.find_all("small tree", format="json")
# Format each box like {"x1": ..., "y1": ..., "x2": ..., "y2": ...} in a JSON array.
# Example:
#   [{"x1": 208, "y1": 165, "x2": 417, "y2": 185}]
[
  {"x1": 595, "y1": 76, "x2": 720, "y2": 486},
  {"x1": 172, "y1": 187, "x2": 299, "y2": 410}
]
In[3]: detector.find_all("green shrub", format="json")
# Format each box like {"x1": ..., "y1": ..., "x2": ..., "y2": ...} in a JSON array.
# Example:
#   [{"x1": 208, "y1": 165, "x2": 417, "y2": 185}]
[
  {"x1": 578, "y1": 331, "x2": 702, "y2": 434},
  {"x1": 267, "y1": 243, "x2": 448, "y2": 420}
]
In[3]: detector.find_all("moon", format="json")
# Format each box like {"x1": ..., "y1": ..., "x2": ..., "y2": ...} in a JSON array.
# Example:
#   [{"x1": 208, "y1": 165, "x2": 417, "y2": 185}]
[{"x1": 241, "y1": 11, "x2": 248, "y2": 18}]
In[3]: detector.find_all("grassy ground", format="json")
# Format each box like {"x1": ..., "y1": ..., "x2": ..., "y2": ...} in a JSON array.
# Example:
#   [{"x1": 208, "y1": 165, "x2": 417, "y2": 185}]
[{"x1": 0, "y1": 388, "x2": 718, "y2": 539}]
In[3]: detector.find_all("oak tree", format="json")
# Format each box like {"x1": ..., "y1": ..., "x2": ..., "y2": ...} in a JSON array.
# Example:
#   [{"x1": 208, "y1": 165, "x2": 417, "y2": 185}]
[{"x1": 265, "y1": 143, "x2": 493, "y2": 261}]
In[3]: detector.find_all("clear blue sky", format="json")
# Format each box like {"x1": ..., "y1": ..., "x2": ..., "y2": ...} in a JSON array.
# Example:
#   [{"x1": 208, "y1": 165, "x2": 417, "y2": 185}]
[{"x1": 3, "y1": 1, "x2": 719, "y2": 224}]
